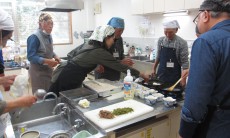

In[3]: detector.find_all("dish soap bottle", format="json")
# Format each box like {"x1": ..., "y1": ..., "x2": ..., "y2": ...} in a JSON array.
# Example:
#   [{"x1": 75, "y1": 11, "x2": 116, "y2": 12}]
[{"x1": 124, "y1": 69, "x2": 134, "y2": 100}]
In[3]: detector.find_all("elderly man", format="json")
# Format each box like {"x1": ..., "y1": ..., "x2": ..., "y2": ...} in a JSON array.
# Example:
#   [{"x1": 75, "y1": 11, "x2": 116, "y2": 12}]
[
  {"x1": 27, "y1": 13, "x2": 60, "y2": 93},
  {"x1": 94, "y1": 17, "x2": 133, "y2": 81},
  {"x1": 152, "y1": 20, "x2": 189, "y2": 87},
  {"x1": 179, "y1": 0, "x2": 230, "y2": 138},
  {"x1": 0, "y1": 9, "x2": 36, "y2": 137}
]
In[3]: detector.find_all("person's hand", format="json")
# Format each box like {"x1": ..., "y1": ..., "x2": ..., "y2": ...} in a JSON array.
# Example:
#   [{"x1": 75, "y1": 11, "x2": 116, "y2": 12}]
[
  {"x1": 16, "y1": 95, "x2": 37, "y2": 107},
  {"x1": 54, "y1": 55, "x2": 61, "y2": 64},
  {"x1": 95, "y1": 65, "x2": 104, "y2": 73},
  {"x1": 180, "y1": 69, "x2": 189, "y2": 87},
  {"x1": 0, "y1": 75, "x2": 16, "y2": 88},
  {"x1": 121, "y1": 58, "x2": 134, "y2": 66},
  {"x1": 44, "y1": 59, "x2": 58, "y2": 68},
  {"x1": 140, "y1": 73, "x2": 150, "y2": 82}
]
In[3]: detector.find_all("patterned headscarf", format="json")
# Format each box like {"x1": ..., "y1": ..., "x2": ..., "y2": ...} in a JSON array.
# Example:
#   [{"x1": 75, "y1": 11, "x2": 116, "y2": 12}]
[
  {"x1": 89, "y1": 25, "x2": 115, "y2": 42},
  {"x1": 107, "y1": 17, "x2": 125, "y2": 28},
  {"x1": 0, "y1": 9, "x2": 14, "y2": 30}
]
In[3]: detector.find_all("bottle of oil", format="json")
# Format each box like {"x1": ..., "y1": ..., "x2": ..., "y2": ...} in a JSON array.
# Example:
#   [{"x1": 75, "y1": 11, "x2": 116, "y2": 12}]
[{"x1": 124, "y1": 69, "x2": 134, "y2": 100}]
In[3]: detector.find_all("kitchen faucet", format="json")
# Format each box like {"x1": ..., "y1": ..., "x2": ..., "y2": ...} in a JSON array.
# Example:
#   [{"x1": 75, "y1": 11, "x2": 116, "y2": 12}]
[
  {"x1": 43, "y1": 92, "x2": 58, "y2": 101},
  {"x1": 52, "y1": 103, "x2": 71, "y2": 123}
]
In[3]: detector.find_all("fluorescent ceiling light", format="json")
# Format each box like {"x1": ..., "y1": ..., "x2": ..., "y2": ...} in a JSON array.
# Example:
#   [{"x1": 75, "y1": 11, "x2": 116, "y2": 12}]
[{"x1": 163, "y1": 10, "x2": 189, "y2": 16}]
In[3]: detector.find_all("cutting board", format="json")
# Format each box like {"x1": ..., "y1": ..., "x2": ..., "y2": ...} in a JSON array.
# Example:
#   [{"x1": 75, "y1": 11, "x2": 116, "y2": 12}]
[{"x1": 84, "y1": 100, "x2": 154, "y2": 129}]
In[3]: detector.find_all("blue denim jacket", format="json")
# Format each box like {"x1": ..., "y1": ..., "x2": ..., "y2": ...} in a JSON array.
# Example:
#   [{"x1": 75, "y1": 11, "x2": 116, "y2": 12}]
[{"x1": 179, "y1": 19, "x2": 230, "y2": 138}]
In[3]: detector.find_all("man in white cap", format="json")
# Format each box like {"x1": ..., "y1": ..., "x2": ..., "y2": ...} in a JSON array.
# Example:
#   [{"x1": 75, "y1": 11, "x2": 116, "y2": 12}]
[
  {"x1": 152, "y1": 20, "x2": 189, "y2": 88},
  {"x1": 0, "y1": 9, "x2": 37, "y2": 137}
]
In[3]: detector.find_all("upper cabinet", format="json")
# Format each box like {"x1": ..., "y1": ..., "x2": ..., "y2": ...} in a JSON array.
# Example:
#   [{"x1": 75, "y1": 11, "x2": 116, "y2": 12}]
[
  {"x1": 184, "y1": 0, "x2": 204, "y2": 9},
  {"x1": 153, "y1": 0, "x2": 165, "y2": 13},
  {"x1": 131, "y1": 0, "x2": 202, "y2": 15},
  {"x1": 131, "y1": 0, "x2": 164, "y2": 14},
  {"x1": 143, "y1": 0, "x2": 154, "y2": 14},
  {"x1": 165, "y1": 0, "x2": 184, "y2": 11},
  {"x1": 131, "y1": 0, "x2": 144, "y2": 14}
]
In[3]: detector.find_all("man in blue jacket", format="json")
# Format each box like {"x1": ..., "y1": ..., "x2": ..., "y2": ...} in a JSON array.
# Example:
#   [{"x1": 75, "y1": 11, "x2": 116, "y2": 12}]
[{"x1": 179, "y1": 0, "x2": 230, "y2": 138}]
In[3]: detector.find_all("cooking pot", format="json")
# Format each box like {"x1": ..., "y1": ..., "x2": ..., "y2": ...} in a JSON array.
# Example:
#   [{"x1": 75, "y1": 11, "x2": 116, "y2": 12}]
[{"x1": 141, "y1": 79, "x2": 163, "y2": 90}]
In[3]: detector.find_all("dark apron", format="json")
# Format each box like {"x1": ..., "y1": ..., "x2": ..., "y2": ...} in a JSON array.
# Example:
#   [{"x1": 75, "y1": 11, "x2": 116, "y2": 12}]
[
  {"x1": 157, "y1": 46, "x2": 181, "y2": 85},
  {"x1": 48, "y1": 61, "x2": 96, "y2": 96}
]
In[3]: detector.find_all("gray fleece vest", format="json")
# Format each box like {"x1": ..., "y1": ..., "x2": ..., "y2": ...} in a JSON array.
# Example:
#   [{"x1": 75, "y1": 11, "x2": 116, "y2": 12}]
[{"x1": 34, "y1": 29, "x2": 54, "y2": 59}]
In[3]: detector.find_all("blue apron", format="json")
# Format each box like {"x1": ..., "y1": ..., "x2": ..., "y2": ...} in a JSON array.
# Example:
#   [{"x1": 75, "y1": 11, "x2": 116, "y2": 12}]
[{"x1": 157, "y1": 46, "x2": 181, "y2": 84}]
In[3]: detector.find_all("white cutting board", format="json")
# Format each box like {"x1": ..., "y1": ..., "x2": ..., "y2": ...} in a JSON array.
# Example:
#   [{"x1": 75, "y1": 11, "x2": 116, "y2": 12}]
[{"x1": 84, "y1": 100, "x2": 154, "y2": 129}]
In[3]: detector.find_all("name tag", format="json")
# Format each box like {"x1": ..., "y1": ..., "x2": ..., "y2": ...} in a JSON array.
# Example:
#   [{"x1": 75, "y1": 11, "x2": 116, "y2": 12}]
[
  {"x1": 166, "y1": 62, "x2": 174, "y2": 68},
  {"x1": 113, "y1": 52, "x2": 119, "y2": 58}
]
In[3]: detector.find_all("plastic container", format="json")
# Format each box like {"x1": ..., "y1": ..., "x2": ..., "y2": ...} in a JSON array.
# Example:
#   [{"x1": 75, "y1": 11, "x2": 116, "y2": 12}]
[
  {"x1": 72, "y1": 130, "x2": 92, "y2": 138},
  {"x1": 123, "y1": 69, "x2": 134, "y2": 100}
]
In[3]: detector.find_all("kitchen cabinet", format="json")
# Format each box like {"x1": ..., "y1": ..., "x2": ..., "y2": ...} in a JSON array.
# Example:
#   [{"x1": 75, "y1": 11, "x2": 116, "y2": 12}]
[
  {"x1": 185, "y1": 0, "x2": 204, "y2": 9},
  {"x1": 153, "y1": 0, "x2": 165, "y2": 13},
  {"x1": 143, "y1": 0, "x2": 154, "y2": 14},
  {"x1": 131, "y1": 0, "x2": 164, "y2": 14},
  {"x1": 131, "y1": 0, "x2": 144, "y2": 14},
  {"x1": 164, "y1": 0, "x2": 185, "y2": 11}
]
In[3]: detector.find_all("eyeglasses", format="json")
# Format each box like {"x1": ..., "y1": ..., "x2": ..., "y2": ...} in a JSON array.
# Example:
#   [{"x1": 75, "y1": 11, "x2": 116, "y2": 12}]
[
  {"x1": 193, "y1": 10, "x2": 212, "y2": 25},
  {"x1": 193, "y1": 10, "x2": 205, "y2": 25}
]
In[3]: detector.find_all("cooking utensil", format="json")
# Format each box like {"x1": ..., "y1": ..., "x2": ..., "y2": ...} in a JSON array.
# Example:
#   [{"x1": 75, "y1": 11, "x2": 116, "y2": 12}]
[{"x1": 167, "y1": 78, "x2": 182, "y2": 91}]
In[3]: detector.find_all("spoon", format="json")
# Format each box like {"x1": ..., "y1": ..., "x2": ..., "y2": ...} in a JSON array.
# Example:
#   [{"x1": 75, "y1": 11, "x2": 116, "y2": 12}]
[{"x1": 167, "y1": 78, "x2": 182, "y2": 91}]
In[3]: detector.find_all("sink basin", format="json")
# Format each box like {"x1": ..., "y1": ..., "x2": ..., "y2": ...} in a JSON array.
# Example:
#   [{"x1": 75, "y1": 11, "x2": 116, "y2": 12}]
[
  {"x1": 130, "y1": 56, "x2": 149, "y2": 61},
  {"x1": 10, "y1": 99, "x2": 104, "y2": 138}
]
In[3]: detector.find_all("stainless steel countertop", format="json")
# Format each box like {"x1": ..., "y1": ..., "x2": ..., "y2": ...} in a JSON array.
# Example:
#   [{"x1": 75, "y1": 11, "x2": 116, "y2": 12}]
[{"x1": 73, "y1": 92, "x2": 184, "y2": 134}]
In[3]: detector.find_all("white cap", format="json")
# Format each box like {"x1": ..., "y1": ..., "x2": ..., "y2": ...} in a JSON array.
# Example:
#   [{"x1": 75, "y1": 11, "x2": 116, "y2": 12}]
[
  {"x1": 0, "y1": 9, "x2": 14, "y2": 30},
  {"x1": 163, "y1": 20, "x2": 180, "y2": 29}
]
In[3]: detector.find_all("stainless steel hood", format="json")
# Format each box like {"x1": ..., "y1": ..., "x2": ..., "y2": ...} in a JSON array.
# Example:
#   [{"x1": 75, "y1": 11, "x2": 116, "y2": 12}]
[{"x1": 41, "y1": 0, "x2": 84, "y2": 12}]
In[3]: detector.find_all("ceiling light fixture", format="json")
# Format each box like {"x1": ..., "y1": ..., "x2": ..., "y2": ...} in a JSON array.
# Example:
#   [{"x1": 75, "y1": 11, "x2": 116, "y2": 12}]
[{"x1": 163, "y1": 10, "x2": 189, "y2": 16}]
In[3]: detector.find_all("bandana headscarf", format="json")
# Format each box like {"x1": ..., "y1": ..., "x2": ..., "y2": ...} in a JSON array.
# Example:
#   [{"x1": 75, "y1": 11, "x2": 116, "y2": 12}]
[
  {"x1": 89, "y1": 25, "x2": 115, "y2": 42},
  {"x1": 163, "y1": 20, "x2": 180, "y2": 29},
  {"x1": 107, "y1": 17, "x2": 125, "y2": 28},
  {"x1": 0, "y1": 9, "x2": 14, "y2": 30}
]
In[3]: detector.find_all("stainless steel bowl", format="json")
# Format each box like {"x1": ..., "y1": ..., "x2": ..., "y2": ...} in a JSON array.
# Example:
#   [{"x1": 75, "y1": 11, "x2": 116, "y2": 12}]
[
  {"x1": 49, "y1": 130, "x2": 71, "y2": 138},
  {"x1": 20, "y1": 130, "x2": 40, "y2": 138}
]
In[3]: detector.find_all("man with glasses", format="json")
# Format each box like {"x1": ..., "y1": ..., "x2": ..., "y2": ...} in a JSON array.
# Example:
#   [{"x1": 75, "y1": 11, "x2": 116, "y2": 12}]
[
  {"x1": 179, "y1": 0, "x2": 230, "y2": 138},
  {"x1": 27, "y1": 13, "x2": 60, "y2": 94}
]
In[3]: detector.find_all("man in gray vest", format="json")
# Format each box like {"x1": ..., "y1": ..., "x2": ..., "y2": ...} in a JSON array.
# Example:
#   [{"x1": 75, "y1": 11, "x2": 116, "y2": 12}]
[{"x1": 27, "y1": 13, "x2": 60, "y2": 93}]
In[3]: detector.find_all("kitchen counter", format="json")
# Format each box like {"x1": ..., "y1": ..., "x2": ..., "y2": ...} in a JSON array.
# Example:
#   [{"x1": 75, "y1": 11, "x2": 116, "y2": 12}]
[{"x1": 71, "y1": 92, "x2": 183, "y2": 137}]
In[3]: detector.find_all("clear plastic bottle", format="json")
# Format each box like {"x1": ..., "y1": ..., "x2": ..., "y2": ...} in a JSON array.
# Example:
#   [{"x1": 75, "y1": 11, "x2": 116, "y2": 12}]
[{"x1": 124, "y1": 69, "x2": 134, "y2": 100}]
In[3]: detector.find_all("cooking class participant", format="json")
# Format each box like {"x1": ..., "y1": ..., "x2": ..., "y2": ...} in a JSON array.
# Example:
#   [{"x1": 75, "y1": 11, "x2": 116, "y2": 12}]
[
  {"x1": 0, "y1": 9, "x2": 37, "y2": 137},
  {"x1": 49, "y1": 25, "x2": 149, "y2": 96},
  {"x1": 152, "y1": 20, "x2": 189, "y2": 87},
  {"x1": 27, "y1": 13, "x2": 61, "y2": 93},
  {"x1": 179, "y1": 0, "x2": 230, "y2": 137},
  {"x1": 95, "y1": 17, "x2": 134, "y2": 81}
]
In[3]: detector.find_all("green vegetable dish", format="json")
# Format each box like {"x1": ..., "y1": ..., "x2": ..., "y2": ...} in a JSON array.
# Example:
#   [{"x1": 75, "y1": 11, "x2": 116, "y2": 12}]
[{"x1": 112, "y1": 107, "x2": 134, "y2": 116}]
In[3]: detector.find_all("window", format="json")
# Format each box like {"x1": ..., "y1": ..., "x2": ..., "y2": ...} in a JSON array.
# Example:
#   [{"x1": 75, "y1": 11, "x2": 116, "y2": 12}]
[{"x1": 0, "y1": 0, "x2": 72, "y2": 46}]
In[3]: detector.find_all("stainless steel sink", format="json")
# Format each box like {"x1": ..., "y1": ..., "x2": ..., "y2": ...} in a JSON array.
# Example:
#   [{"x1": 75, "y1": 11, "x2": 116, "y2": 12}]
[
  {"x1": 10, "y1": 99, "x2": 104, "y2": 138},
  {"x1": 130, "y1": 56, "x2": 149, "y2": 61}
]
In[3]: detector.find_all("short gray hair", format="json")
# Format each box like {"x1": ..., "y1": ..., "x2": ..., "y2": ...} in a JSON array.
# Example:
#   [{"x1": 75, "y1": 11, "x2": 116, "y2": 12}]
[{"x1": 200, "y1": 0, "x2": 230, "y2": 18}]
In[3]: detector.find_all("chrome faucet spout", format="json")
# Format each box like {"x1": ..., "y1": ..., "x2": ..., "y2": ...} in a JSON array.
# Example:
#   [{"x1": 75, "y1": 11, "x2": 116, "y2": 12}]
[{"x1": 43, "y1": 92, "x2": 58, "y2": 101}]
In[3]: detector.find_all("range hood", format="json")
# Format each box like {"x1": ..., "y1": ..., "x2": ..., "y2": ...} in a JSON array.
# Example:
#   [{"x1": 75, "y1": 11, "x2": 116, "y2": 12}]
[{"x1": 41, "y1": 0, "x2": 84, "y2": 12}]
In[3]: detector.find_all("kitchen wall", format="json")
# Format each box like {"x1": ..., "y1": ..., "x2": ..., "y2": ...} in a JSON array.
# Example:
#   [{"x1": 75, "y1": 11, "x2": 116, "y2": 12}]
[
  {"x1": 14, "y1": 0, "x2": 200, "y2": 58},
  {"x1": 93, "y1": 0, "x2": 199, "y2": 50}
]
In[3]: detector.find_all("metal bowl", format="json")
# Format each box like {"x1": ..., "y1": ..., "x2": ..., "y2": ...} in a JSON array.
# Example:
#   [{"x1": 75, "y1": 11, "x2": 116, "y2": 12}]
[
  {"x1": 20, "y1": 130, "x2": 40, "y2": 138},
  {"x1": 49, "y1": 130, "x2": 71, "y2": 138}
]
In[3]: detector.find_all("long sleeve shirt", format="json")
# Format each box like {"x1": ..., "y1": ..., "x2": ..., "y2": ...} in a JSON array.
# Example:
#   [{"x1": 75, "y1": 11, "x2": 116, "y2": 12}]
[
  {"x1": 71, "y1": 43, "x2": 140, "y2": 77},
  {"x1": 27, "y1": 34, "x2": 56, "y2": 64},
  {"x1": 156, "y1": 35, "x2": 189, "y2": 69},
  {"x1": 179, "y1": 20, "x2": 230, "y2": 137}
]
